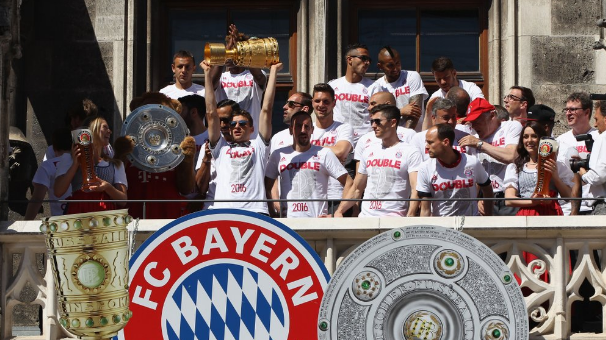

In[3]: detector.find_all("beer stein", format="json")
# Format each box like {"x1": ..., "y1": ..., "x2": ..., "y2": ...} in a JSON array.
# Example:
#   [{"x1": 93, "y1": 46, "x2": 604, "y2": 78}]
[
  {"x1": 534, "y1": 136, "x2": 559, "y2": 197},
  {"x1": 204, "y1": 37, "x2": 280, "y2": 69},
  {"x1": 42, "y1": 209, "x2": 133, "y2": 340},
  {"x1": 72, "y1": 129, "x2": 102, "y2": 191}
]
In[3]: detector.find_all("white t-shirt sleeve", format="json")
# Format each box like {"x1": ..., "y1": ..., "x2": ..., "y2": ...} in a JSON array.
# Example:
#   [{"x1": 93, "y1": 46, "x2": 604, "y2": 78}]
[
  {"x1": 265, "y1": 150, "x2": 280, "y2": 180},
  {"x1": 55, "y1": 154, "x2": 74, "y2": 178},
  {"x1": 32, "y1": 163, "x2": 52, "y2": 189},
  {"x1": 415, "y1": 162, "x2": 433, "y2": 196},
  {"x1": 557, "y1": 158, "x2": 575, "y2": 188},
  {"x1": 323, "y1": 149, "x2": 348, "y2": 179},
  {"x1": 358, "y1": 153, "x2": 368, "y2": 175},
  {"x1": 503, "y1": 163, "x2": 519, "y2": 190},
  {"x1": 408, "y1": 71, "x2": 429, "y2": 99},
  {"x1": 504, "y1": 121, "x2": 523, "y2": 146},
  {"x1": 406, "y1": 147, "x2": 424, "y2": 172},
  {"x1": 210, "y1": 136, "x2": 227, "y2": 159},
  {"x1": 114, "y1": 162, "x2": 128, "y2": 188},
  {"x1": 336, "y1": 123, "x2": 354, "y2": 148}
]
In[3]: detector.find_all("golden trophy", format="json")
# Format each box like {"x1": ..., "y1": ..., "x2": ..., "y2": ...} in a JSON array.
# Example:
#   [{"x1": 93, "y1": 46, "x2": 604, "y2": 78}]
[
  {"x1": 534, "y1": 136, "x2": 559, "y2": 197},
  {"x1": 204, "y1": 37, "x2": 280, "y2": 68},
  {"x1": 72, "y1": 128, "x2": 102, "y2": 192},
  {"x1": 41, "y1": 209, "x2": 133, "y2": 340}
]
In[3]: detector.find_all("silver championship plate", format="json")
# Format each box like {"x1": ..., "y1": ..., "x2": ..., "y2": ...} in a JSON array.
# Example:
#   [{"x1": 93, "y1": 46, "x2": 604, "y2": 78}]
[
  {"x1": 318, "y1": 225, "x2": 528, "y2": 340},
  {"x1": 121, "y1": 104, "x2": 190, "y2": 173}
]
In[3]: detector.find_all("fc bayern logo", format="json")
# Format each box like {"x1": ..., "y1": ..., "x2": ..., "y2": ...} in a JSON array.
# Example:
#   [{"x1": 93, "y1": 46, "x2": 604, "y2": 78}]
[{"x1": 119, "y1": 210, "x2": 329, "y2": 340}]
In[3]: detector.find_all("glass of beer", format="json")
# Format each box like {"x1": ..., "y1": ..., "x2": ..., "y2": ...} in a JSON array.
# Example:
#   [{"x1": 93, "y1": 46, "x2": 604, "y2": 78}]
[
  {"x1": 72, "y1": 129, "x2": 101, "y2": 192},
  {"x1": 534, "y1": 136, "x2": 559, "y2": 198}
]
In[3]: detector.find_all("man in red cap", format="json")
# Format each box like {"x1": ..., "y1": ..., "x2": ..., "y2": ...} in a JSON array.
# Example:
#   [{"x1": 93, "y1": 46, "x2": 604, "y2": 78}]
[{"x1": 458, "y1": 98, "x2": 522, "y2": 215}]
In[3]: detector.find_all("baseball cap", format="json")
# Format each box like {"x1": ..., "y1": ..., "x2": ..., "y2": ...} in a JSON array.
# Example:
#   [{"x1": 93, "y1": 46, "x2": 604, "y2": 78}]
[
  {"x1": 527, "y1": 104, "x2": 556, "y2": 123},
  {"x1": 463, "y1": 98, "x2": 495, "y2": 122}
]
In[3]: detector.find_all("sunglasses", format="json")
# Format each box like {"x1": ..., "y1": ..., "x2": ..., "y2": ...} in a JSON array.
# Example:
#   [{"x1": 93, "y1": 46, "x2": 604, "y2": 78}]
[
  {"x1": 286, "y1": 100, "x2": 304, "y2": 108},
  {"x1": 219, "y1": 117, "x2": 231, "y2": 124},
  {"x1": 230, "y1": 120, "x2": 249, "y2": 128},
  {"x1": 350, "y1": 55, "x2": 372, "y2": 63},
  {"x1": 370, "y1": 118, "x2": 388, "y2": 125},
  {"x1": 503, "y1": 94, "x2": 524, "y2": 102}
]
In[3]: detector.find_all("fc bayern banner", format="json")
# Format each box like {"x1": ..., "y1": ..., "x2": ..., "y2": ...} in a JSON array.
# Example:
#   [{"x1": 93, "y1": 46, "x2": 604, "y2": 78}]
[{"x1": 119, "y1": 209, "x2": 330, "y2": 340}]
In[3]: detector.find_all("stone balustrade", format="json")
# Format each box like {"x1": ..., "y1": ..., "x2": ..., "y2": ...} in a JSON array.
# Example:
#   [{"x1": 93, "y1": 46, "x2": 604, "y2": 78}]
[{"x1": 1, "y1": 215, "x2": 606, "y2": 340}]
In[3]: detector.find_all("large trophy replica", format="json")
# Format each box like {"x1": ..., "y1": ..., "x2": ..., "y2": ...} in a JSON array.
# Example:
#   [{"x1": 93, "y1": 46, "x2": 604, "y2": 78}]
[
  {"x1": 534, "y1": 136, "x2": 559, "y2": 197},
  {"x1": 204, "y1": 37, "x2": 279, "y2": 68},
  {"x1": 72, "y1": 128, "x2": 102, "y2": 191},
  {"x1": 318, "y1": 225, "x2": 528, "y2": 340},
  {"x1": 42, "y1": 209, "x2": 133, "y2": 340},
  {"x1": 121, "y1": 104, "x2": 190, "y2": 173}
]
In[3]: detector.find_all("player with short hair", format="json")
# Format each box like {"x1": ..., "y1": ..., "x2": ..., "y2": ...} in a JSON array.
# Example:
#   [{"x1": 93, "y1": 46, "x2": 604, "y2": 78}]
[
  {"x1": 417, "y1": 124, "x2": 493, "y2": 216},
  {"x1": 265, "y1": 111, "x2": 350, "y2": 217}
]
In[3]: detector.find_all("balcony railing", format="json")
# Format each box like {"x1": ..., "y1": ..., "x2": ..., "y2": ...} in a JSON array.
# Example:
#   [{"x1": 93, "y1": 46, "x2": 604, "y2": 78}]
[{"x1": 1, "y1": 213, "x2": 605, "y2": 339}]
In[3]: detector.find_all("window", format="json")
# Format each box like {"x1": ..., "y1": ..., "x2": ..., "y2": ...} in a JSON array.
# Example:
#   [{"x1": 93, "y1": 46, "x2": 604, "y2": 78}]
[
  {"x1": 350, "y1": 0, "x2": 488, "y2": 94},
  {"x1": 157, "y1": 0, "x2": 297, "y2": 131}
]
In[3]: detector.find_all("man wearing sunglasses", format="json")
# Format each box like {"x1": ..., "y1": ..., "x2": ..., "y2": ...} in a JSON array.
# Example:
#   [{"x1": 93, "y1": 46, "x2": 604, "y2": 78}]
[
  {"x1": 503, "y1": 86, "x2": 535, "y2": 123},
  {"x1": 334, "y1": 104, "x2": 423, "y2": 217},
  {"x1": 269, "y1": 92, "x2": 313, "y2": 154},
  {"x1": 265, "y1": 111, "x2": 350, "y2": 217},
  {"x1": 328, "y1": 43, "x2": 374, "y2": 148},
  {"x1": 202, "y1": 59, "x2": 283, "y2": 215},
  {"x1": 368, "y1": 46, "x2": 428, "y2": 132}
]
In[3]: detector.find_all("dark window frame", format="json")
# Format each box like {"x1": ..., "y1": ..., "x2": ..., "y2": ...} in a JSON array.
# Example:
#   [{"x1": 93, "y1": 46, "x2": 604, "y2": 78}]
[
  {"x1": 156, "y1": 0, "x2": 298, "y2": 93},
  {"x1": 348, "y1": 0, "x2": 489, "y2": 96}
]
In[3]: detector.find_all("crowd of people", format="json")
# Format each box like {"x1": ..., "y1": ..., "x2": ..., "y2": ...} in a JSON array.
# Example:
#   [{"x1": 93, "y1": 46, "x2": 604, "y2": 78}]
[{"x1": 24, "y1": 24, "x2": 606, "y2": 219}]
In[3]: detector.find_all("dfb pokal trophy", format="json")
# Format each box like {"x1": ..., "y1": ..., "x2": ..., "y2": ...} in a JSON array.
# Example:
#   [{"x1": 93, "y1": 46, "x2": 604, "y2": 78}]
[
  {"x1": 41, "y1": 209, "x2": 133, "y2": 340},
  {"x1": 204, "y1": 37, "x2": 279, "y2": 68},
  {"x1": 72, "y1": 128, "x2": 102, "y2": 192}
]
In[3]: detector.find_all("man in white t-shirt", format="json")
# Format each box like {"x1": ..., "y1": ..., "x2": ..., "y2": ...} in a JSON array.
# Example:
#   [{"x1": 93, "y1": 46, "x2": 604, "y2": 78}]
[
  {"x1": 458, "y1": 98, "x2": 522, "y2": 215},
  {"x1": 559, "y1": 92, "x2": 600, "y2": 214},
  {"x1": 310, "y1": 83, "x2": 354, "y2": 213},
  {"x1": 503, "y1": 85, "x2": 535, "y2": 124},
  {"x1": 368, "y1": 46, "x2": 428, "y2": 131},
  {"x1": 202, "y1": 59, "x2": 282, "y2": 215},
  {"x1": 209, "y1": 24, "x2": 267, "y2": 136},
  {"x1": 579, "y1": 99, "x2": 606, "y2": 214},
  {"x1": 417, "y1": 124, "x2": 493, "y2": 216},
  {"x1": 196, "y1": 99, "x2": 240, "y2": 211},
  {"x1": 328, "y1": 43, "x2": 374, "y2": 146},
  {"x1": 354, "y1": 91, "x2": 416, "y2": 172},
  {"x1": 160, "y1": 50, "x2": 205, "y2": 99},
  {"x1": 429, "y1": 57, "x2": 484, "y2": 102},
  {"x1": 335, "y1": 105, "x2": 423, "y2": 217},
  {"x1": 270, "y1": 92, "x2": 313, "y2": 153},
  {"x1": 265, "y1": 112, "x2": 349, "y2": 217},
  {"x1": 410, "y1": 98, "x2": 470, "y2": 161}
]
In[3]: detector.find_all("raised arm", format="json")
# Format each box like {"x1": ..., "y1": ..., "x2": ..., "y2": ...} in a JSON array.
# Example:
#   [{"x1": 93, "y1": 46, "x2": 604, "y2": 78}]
[
  {"x1": 259, "y1": 62, "x2": 283, "y2": 143},
  {"x1": 201, "y1": 61, "x2": 221, "y2": 146}
]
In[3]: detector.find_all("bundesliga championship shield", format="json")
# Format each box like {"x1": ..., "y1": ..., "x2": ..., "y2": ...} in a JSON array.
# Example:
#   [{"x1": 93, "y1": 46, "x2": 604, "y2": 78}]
[
  {"x1": 120, "y1": 209, "x2": 329, "y2": 340},
  {"x1": 318, "y1": 225, "x2": 528, "y2": 340}
]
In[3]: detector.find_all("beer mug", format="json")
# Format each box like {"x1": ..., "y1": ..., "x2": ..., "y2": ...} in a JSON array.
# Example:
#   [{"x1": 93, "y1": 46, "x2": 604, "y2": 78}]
[
  {"x1": 534, "y1": 136, "x2": 559, "y2": 197},
  {"x1": 42, "y1": 209, "x2": 133, "y2": 340},
  {"x1": 72, "y1": 129, "x2": 102, "y2": 191},
  {"x1": 204, "y1": 37, "x2": 280, "y2": 69}
]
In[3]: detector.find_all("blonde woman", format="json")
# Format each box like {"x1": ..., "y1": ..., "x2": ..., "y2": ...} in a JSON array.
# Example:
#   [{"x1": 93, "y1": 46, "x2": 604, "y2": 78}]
[{"x1": 54, "y1": 117, "x2": 127, "y2": 214}]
